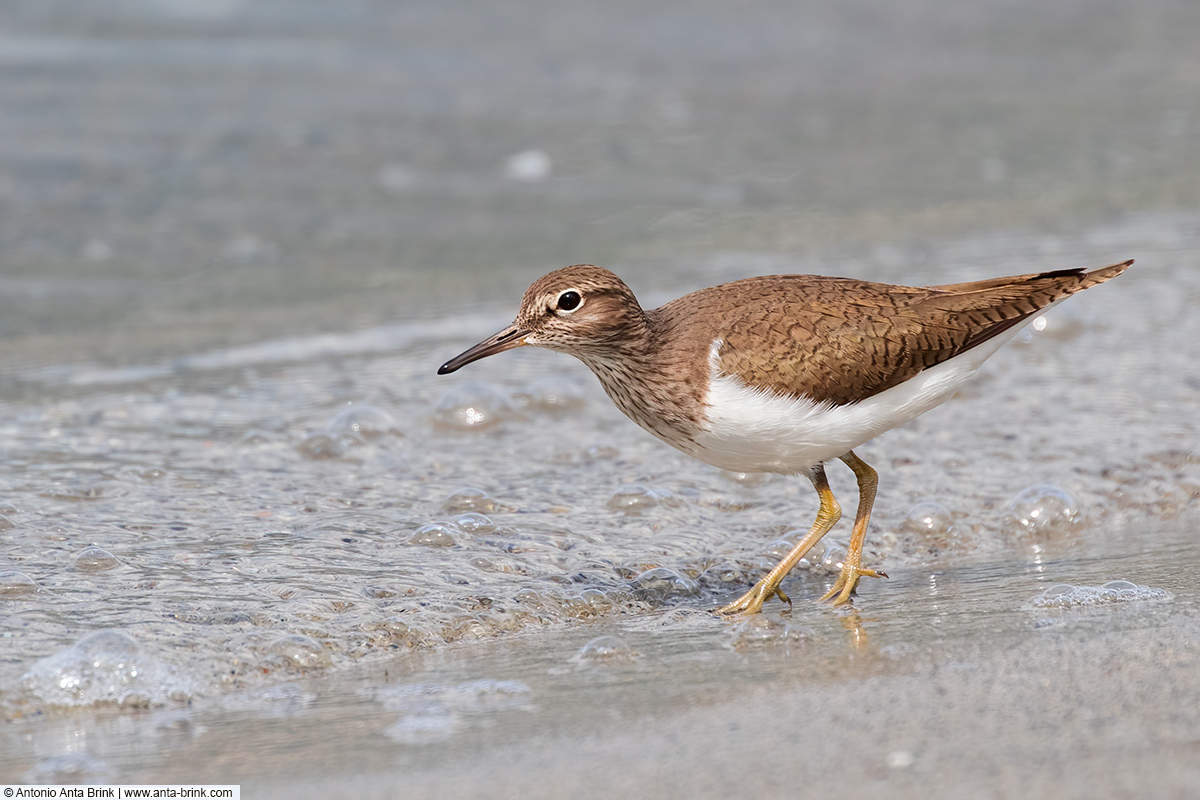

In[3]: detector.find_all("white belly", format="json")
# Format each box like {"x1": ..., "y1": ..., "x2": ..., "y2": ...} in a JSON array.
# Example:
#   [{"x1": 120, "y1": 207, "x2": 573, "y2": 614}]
[{"x1": 692, "y1": 330, "x2": 1024, "y2": 474}]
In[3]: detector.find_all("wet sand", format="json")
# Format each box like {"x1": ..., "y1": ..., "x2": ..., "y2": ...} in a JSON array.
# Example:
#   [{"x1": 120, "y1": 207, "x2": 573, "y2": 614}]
[
  {"x1": 156, "y1": 514, "x2": 1200, "y2": 799},
  {"x1": 271, "y1": 596, "x2": 1200, "y2": 800}
]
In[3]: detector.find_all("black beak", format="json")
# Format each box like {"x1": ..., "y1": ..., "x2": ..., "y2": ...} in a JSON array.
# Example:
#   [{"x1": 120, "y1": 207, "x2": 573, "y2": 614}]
[{"x1": 437, "y1": 324, "x2": 529, "y2": 374}]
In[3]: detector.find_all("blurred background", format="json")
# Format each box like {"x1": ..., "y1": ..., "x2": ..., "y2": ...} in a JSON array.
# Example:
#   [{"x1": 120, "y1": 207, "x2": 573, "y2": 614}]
[{"x1": 1, "y1": 0, "x2": 1196, "y2": 372}]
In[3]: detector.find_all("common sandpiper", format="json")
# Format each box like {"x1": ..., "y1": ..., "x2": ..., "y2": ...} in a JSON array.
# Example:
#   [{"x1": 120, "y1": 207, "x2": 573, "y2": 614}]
[{"x1": 438, "y1": 260, "x2": 1131, "y2": 614}]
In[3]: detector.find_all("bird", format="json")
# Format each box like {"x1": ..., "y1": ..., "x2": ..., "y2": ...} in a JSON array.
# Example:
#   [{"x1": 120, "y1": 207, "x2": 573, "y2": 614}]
[{"x1": 438, "y1": 259, "x2": 1131, "y2": 615}]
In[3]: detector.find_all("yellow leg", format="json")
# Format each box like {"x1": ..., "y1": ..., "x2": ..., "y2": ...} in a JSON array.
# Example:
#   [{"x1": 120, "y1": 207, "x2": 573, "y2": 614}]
[
  {"x1": 819, "y1": 450, "x2": 887, "y2": 605},
  {"x1": 716, "y1": 466, "x2": 841, "y2": 616}
]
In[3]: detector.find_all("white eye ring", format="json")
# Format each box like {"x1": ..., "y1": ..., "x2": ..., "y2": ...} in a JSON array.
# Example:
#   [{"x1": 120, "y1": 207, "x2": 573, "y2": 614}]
[{"x1": 555, "y1": 289, "x2": 583, "y2": 314}]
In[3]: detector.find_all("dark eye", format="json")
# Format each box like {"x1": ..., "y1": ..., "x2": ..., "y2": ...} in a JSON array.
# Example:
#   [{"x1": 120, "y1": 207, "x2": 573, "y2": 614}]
[{"x1": 556, "y1": 290, "x2": 582, "y2": 312}]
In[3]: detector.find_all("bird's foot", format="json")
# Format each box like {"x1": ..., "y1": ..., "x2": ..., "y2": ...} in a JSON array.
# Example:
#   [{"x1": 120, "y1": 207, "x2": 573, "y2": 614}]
[
  {"x1": 714, "y1": 580, "x2": 791, "y2": 617},
  {"x1": 819, "y1": 563, "x2": 887, "y2": 606}
]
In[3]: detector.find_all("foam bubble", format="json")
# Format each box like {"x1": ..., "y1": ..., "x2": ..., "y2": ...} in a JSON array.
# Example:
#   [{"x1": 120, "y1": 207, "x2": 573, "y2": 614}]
[
  {"x1": 20, "y1": 629, "x2": 192, "y2": 709},
  {"x1": 558, "y1": 589, "x2": 619, "y2": 619},
  {"x1": 757, "y1": 538, "x2": 805, "y2": 571},
  {"x1": 702, "y1": 561, "x2": 746, "y2": 585},
  {"x1": 443, "y1": 487, "x2": 497, "y2": 513},
  {"x1": 574, "y1": 634, "x2": 636, "y2": 663},
  {"x1": 259, "y1": 633, "x2": 332, "y2": 669},
  {"x1": 608, "y1": 484, "x2": 663, "y2": 513},
  {"x1": 577, "y1": 587, "x2": 616, "y2": 613},
  {"x1": 431, "y1": 381, "x2": 517, "y2": 431},
  {"x1": 0, "y1": 569, "x2": 39, "y2": 597},
  {"x1": 408, "y1": 522, "x2": 458, "y2": 548},
  {"x1": 514, "y1": 587, "x2": 560, "y2": 612},
  {"x1": 1006, "y1": 484, "x2": 1083, "y2": 535},
  {"x1": 1029, "y1": 580, "x2": 1173, "y2": 609},
  {"x1": 365, "y1": 616, "x2": 414, "y2": 646},
  {"x1": 512, "y1": 586, "x2": 628, "y2": 622},
  {"x1": 814, "y1": 540, "x2": 848, "y2": 572},
  {"x1": 903, "y1": 501, "x2": 956, "y2": 538},
  {"x1": 630, "y1": 567, "x2": 700, "y2": 601},
  {"x1": 326, "y1": 404, "x2": 399, "y2": 443},
  {"x1": 73, "y1": 546, "x2": 121, "y2": 572},
  {"x1": 296, "y1": 432, "x2": 345, "y2": 460},
  {"x1": 452, "y1": 512, "x2": 496, "y2": 534}
]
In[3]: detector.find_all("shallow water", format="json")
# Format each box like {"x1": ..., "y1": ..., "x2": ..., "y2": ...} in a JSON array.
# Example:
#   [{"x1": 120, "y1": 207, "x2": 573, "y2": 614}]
[{"x1": 2, "y1": 0, "x2": 1199, "y2": 794}]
